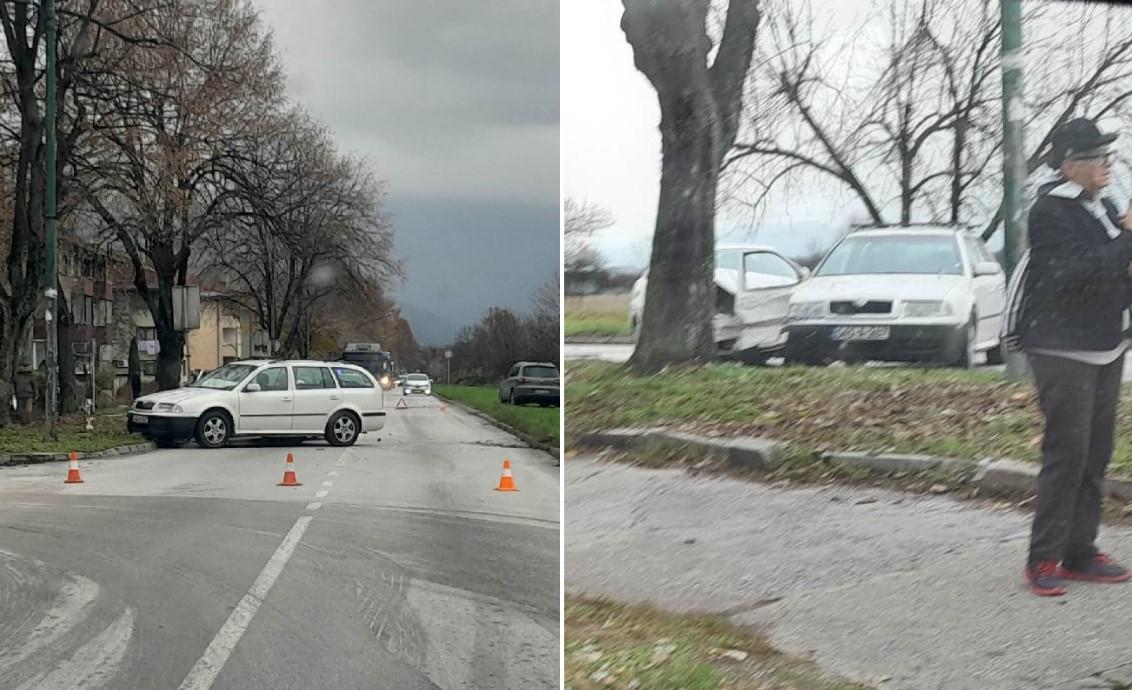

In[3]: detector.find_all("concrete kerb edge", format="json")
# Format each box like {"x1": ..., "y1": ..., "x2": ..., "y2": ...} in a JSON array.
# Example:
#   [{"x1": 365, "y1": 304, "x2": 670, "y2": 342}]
[
  {"x1": 0, "y1": 441, "x2": 156, "y2": 468},
  {"x1": 431, "y1": 393, "x2": 560, "y2": 461},
  {"x1": 576, "y1": 427, "x2": 1132, "y2": 501}
]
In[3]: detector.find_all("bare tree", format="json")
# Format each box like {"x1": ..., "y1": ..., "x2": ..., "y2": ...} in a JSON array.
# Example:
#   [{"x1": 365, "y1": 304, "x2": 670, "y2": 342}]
[
  {"x1": 621, "y1": 0, "x2": 761, "y2": 374},
  {"x1": 78, "y1": 0, "x2": 283, "y2": 389},
  {"x1": 564, "y1": 196, "x2": 613, "y2": 272}
]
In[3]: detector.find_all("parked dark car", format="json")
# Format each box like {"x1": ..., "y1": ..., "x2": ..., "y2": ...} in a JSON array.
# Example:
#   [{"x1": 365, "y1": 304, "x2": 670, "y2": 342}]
[{"x1": 498, "y1": 362, "x2": 559, "y2": 407}]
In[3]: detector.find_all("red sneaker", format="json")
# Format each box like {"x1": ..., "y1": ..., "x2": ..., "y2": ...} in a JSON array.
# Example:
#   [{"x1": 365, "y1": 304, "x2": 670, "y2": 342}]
[
  {"x1": 1060, "y1": 553, "x2": 1132, "y2": 583},
  {"x1": 1025, "y1": 560, "x2": 1067, "y2": 596}
]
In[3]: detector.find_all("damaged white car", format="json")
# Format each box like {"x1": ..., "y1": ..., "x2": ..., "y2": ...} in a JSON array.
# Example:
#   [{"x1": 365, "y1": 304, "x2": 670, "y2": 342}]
[{"x1": 628, "y1": 244, "x2": 809, "y2": 364}]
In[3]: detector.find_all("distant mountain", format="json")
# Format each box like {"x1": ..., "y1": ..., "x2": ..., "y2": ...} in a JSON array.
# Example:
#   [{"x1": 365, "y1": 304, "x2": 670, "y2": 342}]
[
  {"x1": 400, "y1": 301, "x2": 460, "y2": 347},
  {"x1": 390, "y1": 197, "x2": 559, "y2": 346}
]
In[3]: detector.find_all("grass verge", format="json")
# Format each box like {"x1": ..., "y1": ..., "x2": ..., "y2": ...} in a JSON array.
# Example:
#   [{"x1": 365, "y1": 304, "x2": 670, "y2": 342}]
[
  {"x1": 566, "y1": 597, "x2": 871, "y2": 690},
  {"x1": 0, "y1": 413, "x2": 142, "y2": 454},
  {"x1": 566, "y1": 294, "x2": 632, "y2": 338},
  {"x1": 565, "y1": 360, "x2": 1132, "y2": 476},
  {"x1": 433, "y1": 385, "x2": 559, "y2": 448}
]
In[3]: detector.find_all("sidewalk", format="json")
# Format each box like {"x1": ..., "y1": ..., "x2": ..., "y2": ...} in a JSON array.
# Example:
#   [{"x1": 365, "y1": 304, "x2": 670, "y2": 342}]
[{"x1": 566, "y1": 455, "x2": 1132, "y2": 690}]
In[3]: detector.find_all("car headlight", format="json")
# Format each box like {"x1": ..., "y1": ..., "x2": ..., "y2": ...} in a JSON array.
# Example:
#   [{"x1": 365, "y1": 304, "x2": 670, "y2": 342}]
[
  {"x1": 902, "y1": 300, "x2": 953, "y2": 318},
  {"x1": 156, "y1": 403, "x2": 184, "y2": 413},
  {"x1": 788, "y1": 301, "x2": 825, "y2": 320}
]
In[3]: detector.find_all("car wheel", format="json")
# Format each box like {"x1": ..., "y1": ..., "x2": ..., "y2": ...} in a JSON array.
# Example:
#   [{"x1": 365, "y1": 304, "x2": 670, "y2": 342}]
[
  {"x1": 509, "y1": 390, "x2": 519, "y2": 406},
  {"x1": 195, "y1": 411, "x2": 231, "y2": 449},
  {"x1": 326, "y1": 411, "x2": 360, "y2": 447},
  {"x1": 956, "y1": 316, "x2": 978, "y2": 369}
]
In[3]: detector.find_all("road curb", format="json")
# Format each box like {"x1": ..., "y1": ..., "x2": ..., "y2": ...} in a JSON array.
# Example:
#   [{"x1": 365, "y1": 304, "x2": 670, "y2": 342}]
[
  {"x1": 575, "y1": 427, "x2": 1132, "y2": 501},
  {"x1": 564, "y1": 336, "x2": 635, "y2": 345},
  {"x1": 432, "y1": 394, "x2": 560, "y2": 461},
  {"x1": 0, "y1": 441, "x2": 156, "y2": 467}
]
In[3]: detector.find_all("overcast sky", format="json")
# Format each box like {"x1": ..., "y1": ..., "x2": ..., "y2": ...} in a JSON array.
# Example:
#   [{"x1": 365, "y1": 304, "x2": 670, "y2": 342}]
[{"x1": 255, "y1": 0, "x2": 559, "y2": 345}]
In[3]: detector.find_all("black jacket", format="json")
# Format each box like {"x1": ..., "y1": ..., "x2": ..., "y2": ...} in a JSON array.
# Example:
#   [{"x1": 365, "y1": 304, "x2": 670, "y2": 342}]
[{"x1": 1019, "y1": 180, "x2": 1132, "y2": 351}]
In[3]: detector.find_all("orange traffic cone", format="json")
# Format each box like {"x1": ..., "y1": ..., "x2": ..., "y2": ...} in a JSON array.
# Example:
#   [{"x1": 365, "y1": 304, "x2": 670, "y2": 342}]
[
  {"x1": 64, "y1": 451, "x2": 83, "y2": 484},
  {"x1": 494, "y1": 459, "x2": 518, "y2": 492},
  {"x1": 278, "y1": 453, "x2": 302, "y2": 486}
]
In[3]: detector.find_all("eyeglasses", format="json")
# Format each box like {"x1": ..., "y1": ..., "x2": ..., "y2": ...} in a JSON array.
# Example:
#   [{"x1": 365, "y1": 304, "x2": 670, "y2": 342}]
[{"x1": 1068, "y1": 152, "x2": 1115, "y2": 165}]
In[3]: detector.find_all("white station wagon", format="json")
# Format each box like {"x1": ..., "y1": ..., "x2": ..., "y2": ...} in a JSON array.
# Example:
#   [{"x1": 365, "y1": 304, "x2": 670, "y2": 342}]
[
  {"x1": 784, "y1": 227, "x2": 1006, "y2": 367},
  {"x1": 127, "y1": 360, "x2": 387, "y2": 448}
]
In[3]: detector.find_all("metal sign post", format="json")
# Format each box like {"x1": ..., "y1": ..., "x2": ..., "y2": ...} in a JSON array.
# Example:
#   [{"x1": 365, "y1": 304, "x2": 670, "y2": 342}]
[{"x1": 445, "y1": 350, "x2": 452, "y2": 385}]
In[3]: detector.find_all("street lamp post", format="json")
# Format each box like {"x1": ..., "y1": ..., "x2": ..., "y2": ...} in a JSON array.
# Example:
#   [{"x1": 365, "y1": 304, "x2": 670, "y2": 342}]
[
  {"x1": 445, "y1": 349, "x2": 452, "y2": 385},
  {"x1": 1000, "y1": 0, "x2": 1029, "y2": 380},
  {"x1": 44, "y1": 0, "x2": 59, "y2": 440}
]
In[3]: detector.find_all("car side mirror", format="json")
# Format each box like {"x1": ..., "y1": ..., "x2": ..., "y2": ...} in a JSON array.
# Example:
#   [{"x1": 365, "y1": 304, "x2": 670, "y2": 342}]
[
  {"x1": 974, "y1": 261, "x2": 1002, "y2": 277},
  {"x1": 244, "y1": 382, "x2": 261, "y2": 393}
]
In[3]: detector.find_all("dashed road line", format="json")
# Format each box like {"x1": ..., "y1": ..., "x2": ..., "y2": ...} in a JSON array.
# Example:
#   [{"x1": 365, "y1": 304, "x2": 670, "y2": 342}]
[
  {"x1": 315, "y1": 490, "x2": 328, "y2": 499},
  {"x1": 321, "y1": 481, "x2": 334, "y2": 487},
  {"x1": 306, "y1": 502, "x2": 322, "y2": 512}
]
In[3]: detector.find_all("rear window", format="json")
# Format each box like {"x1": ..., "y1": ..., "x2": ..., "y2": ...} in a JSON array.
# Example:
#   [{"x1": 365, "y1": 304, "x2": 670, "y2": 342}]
[
  {"x1": 522, "y1": 366, "x2": 558, "y2": 379},
  {"x1": 407, "y1": 374, "x2": 429, "y2": 382},
  {"x1": 294, "y1": 366, "x2": 336, "y2": 390},
  {"x1": 333, "y1": 368, "x2": 375, "y2": 389}
]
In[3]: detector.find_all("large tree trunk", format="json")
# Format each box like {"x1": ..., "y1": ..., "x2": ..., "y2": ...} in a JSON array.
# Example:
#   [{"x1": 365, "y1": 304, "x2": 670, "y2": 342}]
[
  {"x1": 622, "y1": 0, "x2": 761, "y2": 374},
  {"x1": 630, "y1": 108, "x2": 719, "y2": 372}
]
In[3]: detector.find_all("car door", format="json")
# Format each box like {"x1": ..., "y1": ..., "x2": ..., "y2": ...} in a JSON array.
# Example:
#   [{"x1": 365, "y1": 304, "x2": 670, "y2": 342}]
[
  {"x1": 734, "y1": 251, "x2": 802, "y2": 350},
  {"x1": 502, "y1": 365, "x2": 519, "y2": 399},
  {"x1": 238, "y1": 366, "x2": 293, "y2": 432},
  {"x1": 964, "y1": 237, "x2": 1005, "y2": 344},
  {"x1": 291, "y1": 366, "x2": 340, "y2": 433}
]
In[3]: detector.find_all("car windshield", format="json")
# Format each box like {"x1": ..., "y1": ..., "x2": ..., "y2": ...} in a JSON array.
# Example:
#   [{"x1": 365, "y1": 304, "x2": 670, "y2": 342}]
[
  {"x1": 189, "y1": 363, "x2": 256, "y2": 390},
  {"x1": 407, "y1": 374, "x2": 428, "y2": 382},
  {"x1": 523, "y1": 366, "x2": 558, "y2": 379},
  {"x1": 816, "y1": 235, "x2": 963, "y2": 276}
]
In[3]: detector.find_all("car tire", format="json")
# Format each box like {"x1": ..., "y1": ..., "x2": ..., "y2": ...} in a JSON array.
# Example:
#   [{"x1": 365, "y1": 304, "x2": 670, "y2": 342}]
[
  {"x1": 326, "y1": 411, "x2": 360, "y2": 447},
  {"x1": 955, "y1": 316, "x2": 978, "y2": 369},
  {"x1": 509, "y1": 390, "x2": 519, "y2": 406},
  {"x1": 195, "y1": 410, "x2": 231, "y2": 449}
]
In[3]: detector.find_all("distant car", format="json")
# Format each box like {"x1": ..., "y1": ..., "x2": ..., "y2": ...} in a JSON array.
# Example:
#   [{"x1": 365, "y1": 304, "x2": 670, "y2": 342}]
[
  {"x1": 402, "y1": 373, "x2": 432, "y2": 395},
  {"x1": 629, "y1": 244, "x2": 809, "y2": 364},
  {"x1": 499, "y1": 362, "x2": 560, "y2": 406},
  {"x1": 126, "y1": 360, "x2": 386, "y2": 448},
  {"x1": 784, "y1": 227, "x2": 1006, "y2": 367}
]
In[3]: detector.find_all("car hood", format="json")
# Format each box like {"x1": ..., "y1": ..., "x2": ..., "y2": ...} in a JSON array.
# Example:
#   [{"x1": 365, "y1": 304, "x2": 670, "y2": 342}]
[
  {"x1": 791, "y1": 273, "x2": 966, "y2": 303},
  {"x1": 137, "y1": 387, "x2": 227, "y2": 405}
]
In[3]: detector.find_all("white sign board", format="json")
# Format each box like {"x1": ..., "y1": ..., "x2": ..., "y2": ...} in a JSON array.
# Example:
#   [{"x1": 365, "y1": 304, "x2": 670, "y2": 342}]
[{"x1": 445, "y1": 350, "x2": 452, "y2": 359}]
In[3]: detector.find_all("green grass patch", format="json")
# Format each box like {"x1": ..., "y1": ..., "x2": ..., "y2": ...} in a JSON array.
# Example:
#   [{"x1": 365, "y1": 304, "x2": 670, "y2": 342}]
[
  {"x1": 566, "y1": 597, "x2": 871, "y2": 690},
  {"x1": 0, "y1": 414, "x2": 142, "y2": 454},
  {"x1": 565, "y1": 294, "x2": 632, "y2": 337},
  {"x1": 434, "y1": 385, "x2": 559, "y2": 448},
  {"x1": 565, "y1": 360, "x2": 1132, "y2": 475}
]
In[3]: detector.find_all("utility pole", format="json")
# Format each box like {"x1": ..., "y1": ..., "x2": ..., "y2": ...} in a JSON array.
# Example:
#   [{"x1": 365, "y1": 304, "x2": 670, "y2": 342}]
[
  {"x1": 1001, "y1": 0, "x2": 1029, "y2": 380},
  {"x1": 44, "y1": 0, "x2": 59, "y2": 439}
]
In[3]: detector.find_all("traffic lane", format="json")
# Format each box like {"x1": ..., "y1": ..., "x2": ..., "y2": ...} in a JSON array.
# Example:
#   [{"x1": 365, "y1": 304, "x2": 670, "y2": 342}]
[
  {"x1": 216, "y1": 504, "x2": 560, "y2": 689},
  {"x1": 0, "y1": 496, "x2": 306, "y2": 689},
  {"x1": 352, "y1": 398, "x2": 559, "y2": 525}
]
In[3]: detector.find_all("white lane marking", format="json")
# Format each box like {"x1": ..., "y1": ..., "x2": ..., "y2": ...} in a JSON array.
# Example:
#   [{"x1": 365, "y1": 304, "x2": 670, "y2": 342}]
[
  {"x1": 0, "y1": 572, "x2": 100, "y2": 671},
  {"x1": 178, "y1": 516, "x2": 313, "y2": 690},
  {"x1": 306, "y1": 502, "x2": 322, "y2": 511},
  {"x1": 315, "y1": 490, "x2": 328, "y2": 498},
  {"x1": 328, "y1": 471, "x2": 339, "y2": 477},
  {"x1": 321, "y1": 481, "x2": 334, "y2": 487},
  {"x1": 18, "y1": 606, "x2": 135, "y2": 690}
]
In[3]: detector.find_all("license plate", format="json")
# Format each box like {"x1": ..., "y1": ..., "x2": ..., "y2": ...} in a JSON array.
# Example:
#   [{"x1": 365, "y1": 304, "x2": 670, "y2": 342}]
[
  {"x1": 132, "y1": 414, "x2": 148, "y2": 424},
  {"x1": 831, "y1": 326, "x2": 890, "y2": 341}
]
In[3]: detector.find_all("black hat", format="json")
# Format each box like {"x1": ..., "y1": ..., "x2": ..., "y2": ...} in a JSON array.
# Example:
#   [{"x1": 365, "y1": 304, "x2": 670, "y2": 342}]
[{"x1": 1045, "y1": 117, "x2": 1118, "y2": 168}]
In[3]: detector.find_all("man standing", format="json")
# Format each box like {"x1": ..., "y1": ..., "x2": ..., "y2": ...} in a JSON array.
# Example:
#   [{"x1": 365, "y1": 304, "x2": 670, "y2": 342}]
[{"x1": 1021, "y1": 117, "x2": 1132, "y2": 596}]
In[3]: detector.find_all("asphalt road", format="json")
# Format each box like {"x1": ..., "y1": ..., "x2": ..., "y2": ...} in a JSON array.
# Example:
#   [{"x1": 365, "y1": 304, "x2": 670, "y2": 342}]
[
  {"x1": 567, "y1": 456, "x2": 1132, "y2": 690},
  {"x1": 0, "y1": 394, "x2": 560, "y2": 689}
]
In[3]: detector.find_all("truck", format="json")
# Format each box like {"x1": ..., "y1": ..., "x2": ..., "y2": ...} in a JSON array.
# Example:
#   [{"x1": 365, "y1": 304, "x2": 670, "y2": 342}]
[{"x1": 338, "y1": 343, "x2": 396, "y2": 390}]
